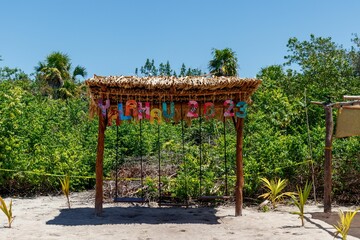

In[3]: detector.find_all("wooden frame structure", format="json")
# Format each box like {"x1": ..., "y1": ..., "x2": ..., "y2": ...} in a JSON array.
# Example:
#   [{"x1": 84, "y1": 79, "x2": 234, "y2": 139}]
[
  {"x1": 311, "y1": 96, "x2": 360, "y2": 213},
  {"x1": 86, "y1": 75, "x2": 262, "y2": 216}
]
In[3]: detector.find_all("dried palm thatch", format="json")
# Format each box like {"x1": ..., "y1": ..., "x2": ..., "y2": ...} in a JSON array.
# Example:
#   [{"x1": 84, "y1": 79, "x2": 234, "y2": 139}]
[{"x1": 86, "y1": 75, "x2": 262, "y2": 117}]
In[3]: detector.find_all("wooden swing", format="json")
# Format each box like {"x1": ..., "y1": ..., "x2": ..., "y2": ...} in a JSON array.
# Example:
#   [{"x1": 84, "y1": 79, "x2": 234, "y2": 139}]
[
  {"x1": 197, "y1": 105, "x2": 231, "y2": 201},
  {"x1": 113, "y1": 120, "x2": 146, "y2": 203}
]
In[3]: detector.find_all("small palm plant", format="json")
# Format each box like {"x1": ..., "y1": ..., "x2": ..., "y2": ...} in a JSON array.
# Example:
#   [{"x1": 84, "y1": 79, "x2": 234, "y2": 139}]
[
  {"x1": 0, "y1": 197, "x2": 14, "y2": 228},
  {"x1": 60, "y1": 175, "x2": 71, "y2": 209},
  {"x1": 291, "y1": 181, "x2": 312, "y2": 226},
  {"x1": 258, "y1": 177, "x2": 293, "y2": 208},
  {"x1": 333, "y1": 208, "x2": 359, "y2": 240}
]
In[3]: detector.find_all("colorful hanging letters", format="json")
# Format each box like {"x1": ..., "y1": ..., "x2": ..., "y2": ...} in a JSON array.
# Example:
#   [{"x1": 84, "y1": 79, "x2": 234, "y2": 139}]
[
  {"x1": 137, "y1": 102, "x2": 150, "y2": 120},
  {"x1": 107, "y1": 106, "x2": 120, "y2": 126},
  {"x1": 99, "y1": 99, "x2": 248, "y2": 124},
  {"x1": 98, "y1": 99, "x2": 110, "y2": 118},
  {"x1": 223, "y1": 100, "x2": 235, "y2": 117},
  {"x1": 236, "y1": 101, "x2": 248, "y2": 118},
  {"x1": 203, "y1": 102, "x2": 215, "y2": 119},
  {"x1": 118, "y1": 102, "x2": 131, "y2": 120},
  {"x1": 187, "y1": 100, "x2": 199, "y2": 118},
  {"x1": 162, "y1": 102, "x2": 175, "y2": 119},
  {"x1": 150, "y1": 108, "x2": 162, "y2": 124},
  {"x1": 125, "y1": 100, "x2": 138, "y2": 118}
]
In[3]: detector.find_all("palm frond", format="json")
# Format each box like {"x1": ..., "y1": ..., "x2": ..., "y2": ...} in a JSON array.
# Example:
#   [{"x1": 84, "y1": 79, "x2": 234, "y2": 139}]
[
  {"x1": 208, "y1": 48, "x2": 238, "y2": 76},
  {"x1": 72, "y1": 65, "x2": 88, "y2": 81},
  {"x1": 60, "y1": 175, "x2": 71, "y2": 209},
  {"x1": 291, "y1": 181, "x2": 312, "y2": 226},
  {"x1": 333, "y1": 209, "x2": 358, "y2": 239},
  {"x1": 258, "y1": 177, "x2": 293, "y2": 208},
  {"x1": 34, "y1": 61, "x2": 46, "y2": 72},
  {"x1": 0, "y1": 197, "x2": 14, "y2": 227}
]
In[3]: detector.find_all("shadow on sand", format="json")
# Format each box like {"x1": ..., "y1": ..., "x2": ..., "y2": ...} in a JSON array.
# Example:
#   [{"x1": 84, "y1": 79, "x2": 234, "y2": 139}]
[
  {"x1": 46, "y1": 206, "x2": 220, "y2": 226},
  {"x1": 310, "y1": 212, "x2": 360, "y2": 239}
]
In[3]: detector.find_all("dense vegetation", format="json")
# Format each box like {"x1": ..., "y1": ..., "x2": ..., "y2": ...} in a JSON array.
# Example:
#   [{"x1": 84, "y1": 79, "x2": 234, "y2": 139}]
[{"x1": 0, "y1": 35, "x2": 359, "y2": 204}]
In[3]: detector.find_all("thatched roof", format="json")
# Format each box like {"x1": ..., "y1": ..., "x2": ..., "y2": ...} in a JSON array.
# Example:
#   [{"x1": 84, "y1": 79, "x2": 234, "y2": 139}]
[{"x1": 86, "y1": 75, "x2": 262, "y2": 103}]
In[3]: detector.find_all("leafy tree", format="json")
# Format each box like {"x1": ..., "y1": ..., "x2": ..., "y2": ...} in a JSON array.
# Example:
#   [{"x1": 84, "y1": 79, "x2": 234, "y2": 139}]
[
  {"x1": 71, "y1": 65, "x2": 87, "y2": 82},
  {"x1": 158, "y1": 61, "x2": 173, "y2": 76},
  {"x1": 158, "y1": 63, "x2": 165, "y2": 75},
  {"x1": 0, "y1": 67, "x2": 29, "y2": 81},
  {"x1": 164, "y1": 61, "x2": 172, "y2": 76},
  {"x1": 284, "y1": 34, "x2": 358, "y2": 100},
  {"x1": 140, "y1": 59, "x2": 158, "y2": 76},
  {"x1": 143, "y1": 60, "x2": 173, "y2": 76},
  {"x1": 138, "y1": 60, "x2": 203, "y2": 77},
  {"x1": 0, "y1": 79, "x2": 97, "y2": 194},
  {"x1": 0, "y1": 55, "x2": 30, "y2": 82},
  {"x1": 208, "y1": 48, "x2": 238, "y2": 76},
  {"x1": 58, "y1": 80, "x2": 81, "y2": 99},
  {"x1": 251, "y1": 36, "x2": 360, "y2": 204},
  {"x1": 35, "y1": 51, "x2": 87, "y2": 98},
  {"x1": 350, "y1": 34, "x2": 360, "y2": 77},
  {"x1": 179, "y1": 63, "x2": 187, "y2": 77},
  {"x1": 178, "y1": 63, "x2": 203, "y2": 77},
  {"x1": 186, "y1": 67, "x2": 203, "y2": 76}
]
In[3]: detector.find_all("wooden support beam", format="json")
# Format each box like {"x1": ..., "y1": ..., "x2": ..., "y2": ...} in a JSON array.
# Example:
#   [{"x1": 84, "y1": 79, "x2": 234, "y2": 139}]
[
  {"x1": 95, "y1": 109, "x2": 106, "y2": 216},
  {"x1": 311, "y1": 100, "x2": 360, "y2": 108},
  {"x1": 310, "y1": 101, "x2": 323, "y2": 106},
  {"x1": 235, "y1": 118, "x2": 245, "y2": 216},
  {"x1": 330, "y1": 100, "x2": 360, "y2": 108},
  {"x1": 324, "y1": 105, "x2": 333, "y2": 213},
  {"x1": 343, "y1": 95, "x2": 360, "y2": 100}
]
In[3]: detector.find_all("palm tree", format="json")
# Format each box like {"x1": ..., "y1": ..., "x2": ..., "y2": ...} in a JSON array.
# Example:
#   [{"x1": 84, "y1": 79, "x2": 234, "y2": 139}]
[
  {"x1": 208, "y1": 48, "x2": 238, "y2": 76},
  {"x1": 35, "y1": 51, "x2": 87, "y2": 98}
]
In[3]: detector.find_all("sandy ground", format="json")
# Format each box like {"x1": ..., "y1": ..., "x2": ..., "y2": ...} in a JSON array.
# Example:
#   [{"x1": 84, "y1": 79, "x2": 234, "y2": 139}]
[{"x1": 1, "y1": 191, "x2": 359, "y2": 240}]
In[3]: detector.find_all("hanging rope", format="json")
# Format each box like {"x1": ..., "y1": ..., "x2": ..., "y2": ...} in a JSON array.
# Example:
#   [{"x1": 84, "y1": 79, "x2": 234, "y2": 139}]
[
  {"x1": 199, "y1": 103, "x2": 203, "y2": 197},
  {"x1": 305, "y1": 89, "x2": 317, "y2": 203},
  {"x1": 139, "y1": 119, "x2": 144, "y2": 199},
  {"x1": 181, "y1": 102, "x2": 189, "y2": 206},
  {"x1": 115, "y1": 124, "x2": 119, "y2": 199},
  {"x1": 157, "y1": 123, "x2": 162, "y2": 203},
  {"x1": 223, "y1": 116, "x2": 228, "y2": 196}
]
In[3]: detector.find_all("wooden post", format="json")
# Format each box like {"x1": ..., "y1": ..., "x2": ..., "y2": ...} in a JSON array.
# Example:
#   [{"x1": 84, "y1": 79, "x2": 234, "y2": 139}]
[
  {"x1": 95, "y1": 109, "x2": 106, "y2": 216},
  {"x1": 324, "y1": 105, "x2": 333, "y2": 213},
  {"x1": 235, "y1": 118, "x2": 245, "y2": 216},
  {"x1": 310, "y1": 99, "x2": 360, "y2": 213}
]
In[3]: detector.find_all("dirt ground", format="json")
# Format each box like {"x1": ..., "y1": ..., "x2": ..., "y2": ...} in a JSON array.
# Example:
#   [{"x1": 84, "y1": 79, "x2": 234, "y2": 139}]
[{"x1": 1, "y1": 191, "x2": 359, "y2": 240}]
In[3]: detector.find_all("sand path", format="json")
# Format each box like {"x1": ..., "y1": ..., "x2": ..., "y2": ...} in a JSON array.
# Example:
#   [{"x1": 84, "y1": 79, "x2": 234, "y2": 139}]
[{"x1": 1, "y1": 191, "x2": 359, "y2": 240}]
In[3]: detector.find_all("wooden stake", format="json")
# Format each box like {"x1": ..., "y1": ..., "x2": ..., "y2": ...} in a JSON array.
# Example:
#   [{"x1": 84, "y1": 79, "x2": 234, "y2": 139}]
[
  {"x1": 235, "y1": 118, "x2": 244, "y2": 216},
  {"x1": 95, "y1": 108, "x2": 106, "y2": 216},
  {"x1": 324, "y1": 105, "x2": 333, "y2": 213}
]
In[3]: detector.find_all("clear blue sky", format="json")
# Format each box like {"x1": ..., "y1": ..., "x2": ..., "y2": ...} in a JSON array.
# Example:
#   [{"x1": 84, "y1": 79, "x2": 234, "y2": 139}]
[{"x1": 0, "y1": 0, "x2": 359, "y2": 79}]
